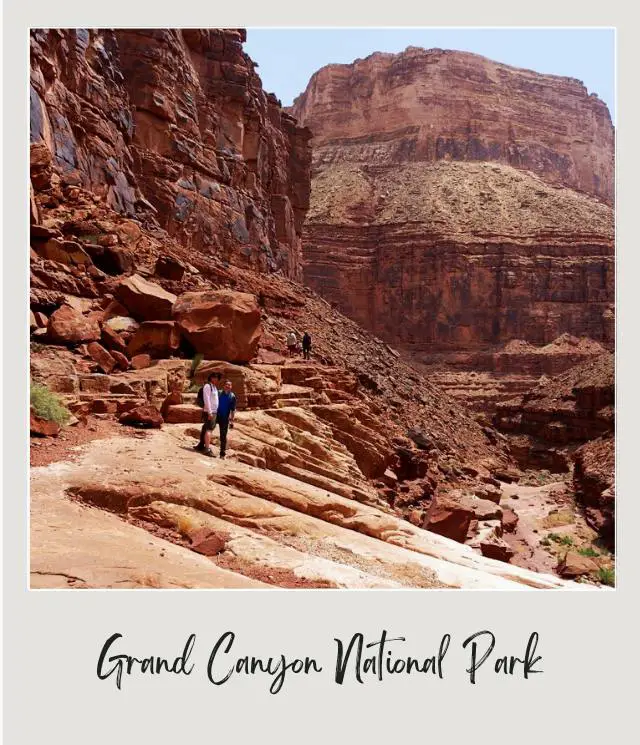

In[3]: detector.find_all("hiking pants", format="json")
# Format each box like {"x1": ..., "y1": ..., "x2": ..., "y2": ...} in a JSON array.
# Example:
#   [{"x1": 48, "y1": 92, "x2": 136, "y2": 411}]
[{"x1": 216, "y1": 416, "x2": 230, "y2": 456}]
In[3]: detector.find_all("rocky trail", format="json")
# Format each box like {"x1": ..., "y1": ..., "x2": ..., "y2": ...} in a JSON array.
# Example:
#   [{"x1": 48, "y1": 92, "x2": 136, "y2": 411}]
[{"x1": 31, "y1": 353, "x2": 606, "y2": 590}]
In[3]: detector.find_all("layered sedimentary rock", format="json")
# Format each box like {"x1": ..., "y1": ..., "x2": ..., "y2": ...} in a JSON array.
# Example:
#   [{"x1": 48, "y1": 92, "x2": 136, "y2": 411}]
[
  {"x1": 292, "y1": 49, "x2": 615, "y2": 354},
  {"x1": 292, "y1": 47, "x2": 614, "y2": 200},
  {"x1": 30, "y1": 28, "x2": 311, "y2": 278}
]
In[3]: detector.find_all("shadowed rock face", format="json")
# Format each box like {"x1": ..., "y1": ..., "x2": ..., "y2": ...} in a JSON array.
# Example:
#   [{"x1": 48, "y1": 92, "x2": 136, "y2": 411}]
[
  {"x1": 29, "y1": 28, "x2": 311, "y2": 279},
  {"x1": 291, "y1": 48, "x2": 615, "y2": 354}
]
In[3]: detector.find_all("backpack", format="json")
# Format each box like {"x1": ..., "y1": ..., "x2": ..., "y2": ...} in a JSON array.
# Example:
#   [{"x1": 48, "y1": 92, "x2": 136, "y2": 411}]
[{"x1": 196, "y1": 384, "x2": 205, "y2": 408}]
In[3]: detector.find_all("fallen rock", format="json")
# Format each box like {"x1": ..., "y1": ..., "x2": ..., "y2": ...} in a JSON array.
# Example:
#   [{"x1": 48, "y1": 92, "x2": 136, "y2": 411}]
[
  {"x1": 557, "y1": 552, "x2": 599, "y2": 578},
  {"x1": 119, "y1": 405, "x2": 163, "y2": 429},
  {"x1": 101, "y1": 324, "x2": 128, "y2": 354},
  {"x1": 131, "y1": 354, "x2": 151, "y2": 370},
  {"x1": 480, "y1": 535, "x2": 515, "y2": 563},
  {"x1": 30, "y1": 311, "x2": 38, "y2": 332},
  {"x1": 155, "y1": 255, "x2": 186, "y2": 281},
  {"x1": 127, "y1": 321, "x2": 181, "y2": 358},
  {"x1": 104, "y1": 315, "x2": 139, "y2": 334},
  {"x1": 87, "y1": 342, "x2": 117, "y2": 374},
  {"x1": 423, "y1": 494, "x2": 474, "y2": 543},
  {"x1": 111, "y1": 350, "x2": 131, "y2": 371},
  {"x1": 173, "y1": 289, "x2": 262, "y2": 363},
  {"x1": 501, "y1": 506, "x2": 520, "y2": 533},
  {"x1": 115, "y1": 274, "x2": 176, "y2": 321},
  {"x1": 189, "y1": 528, "x2": 227, "y2": 557},
  {"x1": 47, "y1": 305, "x2": 101, "y2": 344},
  {"x1": 84, "y1": 244, "x2": 134, "y2": 275},
  {"x1": 30, "y1": 409, "x2": 60, "y2": 437}
]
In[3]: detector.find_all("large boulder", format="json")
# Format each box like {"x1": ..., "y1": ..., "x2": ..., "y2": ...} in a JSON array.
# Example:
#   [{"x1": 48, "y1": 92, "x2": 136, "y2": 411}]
[
  {"x1": 115, "y1": 274, "x2": 176, "y2": 321},
  {"x1": 480, "y1": 535, "x2": 515, "y2": 563},
  {"x1": 173, "y1": 290, "x2": 262, "y2": 363},
  {"x1": 47, "y1": 305, "x2": 101, "y2": 344},
  {"x1": 119, "y1": 405, "x2": 163, "y2": 429},
  {"x1": 127, "y1": 321, "x2": 181, "y2": 359},
  {"x1": 423, "y1": 493, "x2": 475, "y2": 543},
  {"x1": 557, "y1": 551, "x2": 599, "y2": 578}
]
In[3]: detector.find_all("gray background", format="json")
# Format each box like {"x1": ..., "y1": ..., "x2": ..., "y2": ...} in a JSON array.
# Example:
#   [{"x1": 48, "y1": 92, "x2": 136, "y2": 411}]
[{"x1": 4, "y1": 1, "x2": 636, "y2": 742}]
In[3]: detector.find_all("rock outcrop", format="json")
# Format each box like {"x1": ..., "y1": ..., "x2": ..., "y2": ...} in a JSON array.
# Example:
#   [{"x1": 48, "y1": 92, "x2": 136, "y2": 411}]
[
  {"x1": 292, "y1": 48, "x2": 614, "y2": 355},
  {"x1": 292, "y1": 47, "x2": 613, "y2": 200},
  {"x1": 30, "y1": 28, "x2": 311, "y2": 279}
]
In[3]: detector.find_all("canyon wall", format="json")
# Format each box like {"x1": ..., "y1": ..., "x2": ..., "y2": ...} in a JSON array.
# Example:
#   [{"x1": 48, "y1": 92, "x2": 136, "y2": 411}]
[
  {"x1": 292, "y1": 47, "x2": 614, "y2": 201},
  {"x1": 30, "y1": 29, "x2": 311, "y2": 279},
  {"x1": 292, "y1": 49, "x2": 615, "y2": 355}
]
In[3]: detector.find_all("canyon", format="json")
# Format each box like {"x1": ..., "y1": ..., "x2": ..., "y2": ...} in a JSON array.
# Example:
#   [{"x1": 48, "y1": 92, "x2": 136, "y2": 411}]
[
  {"x1": 292, "y1": 47, "x2": 615, "y2": 357},
  {"x1": 29, "y1": 31, "x2": 614, "y2": 589}
]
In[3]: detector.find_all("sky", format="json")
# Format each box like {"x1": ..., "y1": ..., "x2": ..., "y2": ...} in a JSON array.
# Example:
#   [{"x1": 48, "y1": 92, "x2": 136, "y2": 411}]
[{"x1": 243, "y1": 28, "x2": 615, "y2": 122}]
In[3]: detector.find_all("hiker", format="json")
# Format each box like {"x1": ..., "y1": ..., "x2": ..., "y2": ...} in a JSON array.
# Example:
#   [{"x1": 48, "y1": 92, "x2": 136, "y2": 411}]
[
  {"x1": 286, "y1": 330, "x2": 298, "y2": 357},
  {"x1": 195, "y1": 372, "x2": 222, "y2": 457},
  {"x1": 302, "y1": 331, "x2": 312, "y2": 360},
  {"x1": 215, "y1": 380, "x2": 237, "y2": 459}
]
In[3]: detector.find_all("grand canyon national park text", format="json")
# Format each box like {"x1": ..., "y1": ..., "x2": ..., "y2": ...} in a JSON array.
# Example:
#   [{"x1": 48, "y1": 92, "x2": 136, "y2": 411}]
[{"x1": 96, "y1": 630, "x2": 544, "y2": 692}]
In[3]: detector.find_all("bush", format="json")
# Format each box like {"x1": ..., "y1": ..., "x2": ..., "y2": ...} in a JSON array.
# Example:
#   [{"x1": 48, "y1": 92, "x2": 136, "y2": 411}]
[
  {"x1": 597, "y1": 566, "x2": 615, "y2": 587},
  {"x1": 578, "y1": 546, "x2": 600, "y2": 558},
  {"x1": 30, "y1": 381, "x2": 71, "y2": 426},
  {"x1": 189, "y1": 353, "x2": 204, "y2": 379}
]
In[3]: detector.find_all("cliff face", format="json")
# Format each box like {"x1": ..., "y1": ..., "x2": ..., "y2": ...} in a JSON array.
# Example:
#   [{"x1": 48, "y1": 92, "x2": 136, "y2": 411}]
[
  {"x1": 30, "y1": 29, "x2": 311, "y2": 279},
  {"x1": 291, "y1": 48, "x2": 615, "y2": 354},
  {"x1": 292, "y1": 47, "x2": 614, "y2": 201}
]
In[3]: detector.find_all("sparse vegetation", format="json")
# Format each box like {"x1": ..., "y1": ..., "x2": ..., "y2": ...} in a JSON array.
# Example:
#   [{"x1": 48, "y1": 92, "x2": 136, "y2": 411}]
[
  {"x1": 30, "y1": 381, "x2": 71, "y2": 426},
  {"x1": 542, "y1": 510, "x2": 575, "y2": 529},
  {"x1": 578, "y1": 546, "x2": 600, "y2": 558},
  {"x1": 548, "y1": 532, "x2": 573, "y2": 547},
  {"x1": 597, "y1": 566, "x2": 615, "y2": 587}
]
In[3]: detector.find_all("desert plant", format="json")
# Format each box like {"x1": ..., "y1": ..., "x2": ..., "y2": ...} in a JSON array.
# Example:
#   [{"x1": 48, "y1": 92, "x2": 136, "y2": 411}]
[
  {"x1": 548, "y1": 532, "x2": 573, "y2": 547},
  {"x1": 189, "y1": 352, "x2": 204, "y2": 379},
  {"x1": 597, "y1": 566, "x2": 615, "y2": 587},
  {"x1": 578, "y1": 546, "x2": 600, "y2": 558},
  {"x1": 30, "y1": 381, "x2": 71, "y2": 426}
]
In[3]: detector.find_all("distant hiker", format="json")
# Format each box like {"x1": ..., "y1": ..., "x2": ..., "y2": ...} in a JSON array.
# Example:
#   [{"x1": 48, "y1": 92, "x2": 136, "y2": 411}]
[
  {"x1": 214, "y1": 380, "x2": 237, "y2": 459},
  {"x1": 195, "y1": 372, "x2": 222, "y2": 457},
  {"x1": 286, "y1": 330, "x2": 298, "y2": 357},
  {"x1": 302, "y1": 331, "x2": 312, "y2": 360}
]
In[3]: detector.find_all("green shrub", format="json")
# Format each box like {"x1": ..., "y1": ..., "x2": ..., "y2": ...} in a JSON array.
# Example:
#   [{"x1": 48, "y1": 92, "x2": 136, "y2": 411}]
[
  {"x1": 548, "y1": 532, "x2": 573, "y2": 547},
  {"x1": 30, "y1": 381, "x2": 71, "y2": 426},
  {"x1": 578, "y1": 546, "x2": 600, "y2": 558},
  {"x1": 189, "y1": 353, "x2": 204, "y2": 379},
  {"x1": 597, "y1": 566, "x2": 615, "y2": 587}
]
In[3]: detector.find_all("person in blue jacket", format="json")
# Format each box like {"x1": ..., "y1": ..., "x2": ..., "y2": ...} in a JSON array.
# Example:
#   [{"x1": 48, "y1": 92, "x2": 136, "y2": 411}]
[{"x1": 215, "y1": 380, "x2": 237, "y2": 459}]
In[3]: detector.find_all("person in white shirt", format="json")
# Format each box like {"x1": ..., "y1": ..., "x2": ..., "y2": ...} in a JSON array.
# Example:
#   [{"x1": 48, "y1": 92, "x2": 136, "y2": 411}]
[
  {"x1": 286, "y1": 330, "x2": 298, "y2": 357},
  {"x1": 195, "y1": 372, "x2": 221, "y2": 456}
]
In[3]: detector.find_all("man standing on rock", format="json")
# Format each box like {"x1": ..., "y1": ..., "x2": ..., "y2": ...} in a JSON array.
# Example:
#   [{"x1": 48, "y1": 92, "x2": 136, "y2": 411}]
[
  {"x1": 195, "y1": 372, "x2": 221, "y2": 457},
  {"x1": 302, "y1": 331, "x2": 312, "y2": 360},
  {"x1": 215, "y1": 380, "x2": 237, "y2": 459},
  {"x1": 286, "y1": 330, "x2": 298, "y2": 357}
]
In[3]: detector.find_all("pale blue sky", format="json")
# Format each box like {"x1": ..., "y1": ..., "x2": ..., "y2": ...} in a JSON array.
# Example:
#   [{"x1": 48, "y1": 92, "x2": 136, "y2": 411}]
[{"x1": 244, "y1": 28, "x2": 615, "y2": 122}]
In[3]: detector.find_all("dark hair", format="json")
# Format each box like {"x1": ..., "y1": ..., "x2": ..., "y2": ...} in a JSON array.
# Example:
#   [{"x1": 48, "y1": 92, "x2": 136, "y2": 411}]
[{"x1": 207, "y1": 372, "x2": 222, "y2": 382}]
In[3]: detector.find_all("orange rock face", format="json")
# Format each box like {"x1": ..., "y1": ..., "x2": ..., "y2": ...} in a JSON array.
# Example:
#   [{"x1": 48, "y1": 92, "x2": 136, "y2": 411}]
[
  {"x1": 30, "y1": 28, "x2": 311, "y2": 279},
  {"x1": 292, "y1": 48, "x2": 615, "y2": 354},
  {"x1": 292, "y1": 47, "x2": 613, "y2": 201}
]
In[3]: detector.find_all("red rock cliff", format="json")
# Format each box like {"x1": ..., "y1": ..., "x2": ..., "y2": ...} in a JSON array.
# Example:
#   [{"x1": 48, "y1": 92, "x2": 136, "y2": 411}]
[
  {"x1": 291, "y1": 48, "x2": 615, "y2": 354},
  {"x1": 292, "y1": 47, "x2": 614, "y2": 201},
  {"x1": 30, "y1": 29, "x2": 311, "y2": 279}
]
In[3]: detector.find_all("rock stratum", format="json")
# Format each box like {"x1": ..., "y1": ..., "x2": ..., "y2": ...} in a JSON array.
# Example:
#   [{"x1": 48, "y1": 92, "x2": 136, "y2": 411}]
[
  {"x1": 292, "y1": 48, "x2": 615, "y2": 355},
  {"x1": 30, "y1": 28, "x2": 311, "y2": 279}
]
